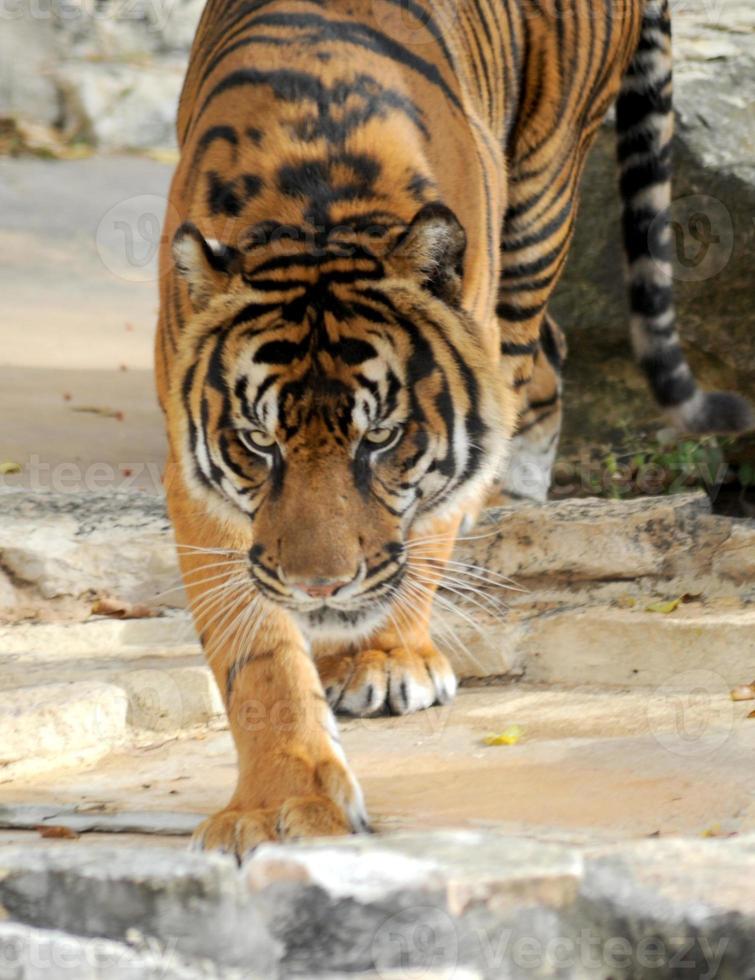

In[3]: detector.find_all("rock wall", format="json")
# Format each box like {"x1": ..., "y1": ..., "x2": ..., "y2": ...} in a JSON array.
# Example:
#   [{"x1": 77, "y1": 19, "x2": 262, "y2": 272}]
[
  {"x1": 0, "y1": 832, "x2": 754, "y2": 979},
  {"x1": 2, "y1": 488, "x2": 753, "y2": 689},
  {"x1": 0, "y1": 0, "x2": 203, "y2": 149}
]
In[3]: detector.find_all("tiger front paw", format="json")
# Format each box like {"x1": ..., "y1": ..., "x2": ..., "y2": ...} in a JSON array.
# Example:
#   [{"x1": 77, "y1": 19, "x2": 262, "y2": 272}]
[
  {"x1": 318, "y1": 644, "x2": 457, "y2": 717},
  {"x1": 192, "y1": 754, "x2": 369, "y2": 861}
]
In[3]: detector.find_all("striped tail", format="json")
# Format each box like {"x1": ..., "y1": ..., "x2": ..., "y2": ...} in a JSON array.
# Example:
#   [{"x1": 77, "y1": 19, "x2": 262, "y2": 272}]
[{"x1": 616, "y1": 0, "x2": 754, "y2": 434}]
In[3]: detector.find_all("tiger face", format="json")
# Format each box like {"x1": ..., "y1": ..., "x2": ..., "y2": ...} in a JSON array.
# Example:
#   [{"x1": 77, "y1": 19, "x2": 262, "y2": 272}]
[{"x1": 170, "y1": 203, "x2": 509, "y2": 640}]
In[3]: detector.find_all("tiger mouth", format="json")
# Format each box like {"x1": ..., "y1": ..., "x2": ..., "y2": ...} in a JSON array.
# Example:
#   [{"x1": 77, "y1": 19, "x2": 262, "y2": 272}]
[
  {"x1": 292, "y1": 598, "x2": 396, "y2": 642},
  {"x1": 249, "y1": 563, "x2": 406, "y2": 623}
]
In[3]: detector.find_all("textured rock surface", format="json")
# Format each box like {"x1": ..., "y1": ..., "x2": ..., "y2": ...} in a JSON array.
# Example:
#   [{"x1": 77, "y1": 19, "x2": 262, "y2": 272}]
[
  {"x1": 0, "y1": 834, "x2": 753, "y2": 979},
  {"x1": 0, "y1": 921, "x2": 244, "y2": 980},
  {"x1": 474, "y1": 493, "x2": 726, "y2": 583},
  {"x1": 0, "y1": 489, "x2": 175, "y2": 604},
  {"x1": 0, "y1": 681, "x2": 128, "y2": 779},
  {"x1": 0, "y1": 16, "x2": 60, "y2": 126},
  {"x1": 0, "y1": 846, "x2": 279, "y2": 974},
  {"x1": 1, "y1": 489, "x2": 753, "y2": 689},
  {"x1": 519, "y1": 606, "x2": 755, "y2": 688},
  {"x1": 0, "y1": 803, "x2": 201, "y2": 836},
  {"x1": 0, "y1": 0, "x2": 203, "y2": 149},
  {"x1": 55, "y1": 60, "x2": 185, "y2": 149}
]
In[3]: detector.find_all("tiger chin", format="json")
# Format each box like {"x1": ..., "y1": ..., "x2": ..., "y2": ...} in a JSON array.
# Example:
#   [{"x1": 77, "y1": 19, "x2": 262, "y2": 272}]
[
  {"x1": 162, "y1": 206, "x2": 509, "y2": 857},
  {"x1": 156, "y1": 0, "x2": 753, "y2": 858}
]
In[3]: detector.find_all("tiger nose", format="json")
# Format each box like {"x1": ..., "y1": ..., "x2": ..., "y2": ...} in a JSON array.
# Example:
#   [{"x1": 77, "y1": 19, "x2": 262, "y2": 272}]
[{"x1": 288, "y1": 577, "x2": 352, "y2": 599}]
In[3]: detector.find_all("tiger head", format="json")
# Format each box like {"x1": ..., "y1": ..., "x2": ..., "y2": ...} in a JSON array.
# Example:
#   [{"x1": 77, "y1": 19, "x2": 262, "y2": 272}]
[{"x1": 170, "y1": 203, "x2": 509, "y2": 639}]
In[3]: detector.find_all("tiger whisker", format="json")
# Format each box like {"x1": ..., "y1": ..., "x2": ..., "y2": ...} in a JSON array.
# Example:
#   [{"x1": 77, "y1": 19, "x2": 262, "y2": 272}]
[
  {"x1": 207, "y1": 588, "x2": 257, "y2": 661},
  {"x1": 404, "y1": 574, "x2": 496, "y2": 639},
  {"x1": 406, "y1": 527, "x2": 501, "y2": 548},
  {"x1": 407, "y1": 570, "x2": 508, "y2": 624},
  {"x1": 406, "y1": 556, "x2": 525, "y2": 593},
  {"x1": 422, "y1": 573, "x2": 511, "y2": 619},
  {"x1": 187, "y1": 579, "x2": 251, "y2": 648},
  {"x1": 174, "y1": 544, "x2": 245, "y2": 556},
  {"x1": 394, "y1": 579, "x2": 489, "y2": 676},
  {"x1": 151, "y1": 566, "x2": 252, "y2": 603}
]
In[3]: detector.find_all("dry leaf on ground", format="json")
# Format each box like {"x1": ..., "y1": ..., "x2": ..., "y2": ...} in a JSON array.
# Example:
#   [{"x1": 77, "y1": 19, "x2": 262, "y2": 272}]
[
  {"x1": 36, "y1": 825, "x2": 79, "y2": 840},
  {"x1": 701, "y1": 825, "x2": 737, "y2": 839},
  {"x1": 645, "y1": 598, "x2": 682, "y2": 614},
  {"x1": 731, "y1": 683, "x2": 755, "y2": 702},
  {"x1": 91, "y1": 596, "x2": 158, "y2": 620},
  {"x1": 70, "y1": 405, "x2": 121, "y2": 419},
  {"x1": 483, "y1": 725, "x2": 523, "y2": 746},
  {"x1": 0, "y1": 461, "x2": 22, "y2": 475}
]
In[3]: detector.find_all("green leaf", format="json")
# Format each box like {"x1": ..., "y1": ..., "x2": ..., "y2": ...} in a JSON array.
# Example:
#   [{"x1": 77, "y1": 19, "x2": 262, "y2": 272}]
[{"x1": 645, "y1": 598, "x2": 682, "y2": 615}]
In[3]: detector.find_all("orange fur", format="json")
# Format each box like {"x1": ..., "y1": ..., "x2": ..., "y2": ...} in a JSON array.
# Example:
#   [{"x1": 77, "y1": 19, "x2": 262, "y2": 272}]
[{"x1": 156, "y1": 0, "x2": 645, "y2": 856}]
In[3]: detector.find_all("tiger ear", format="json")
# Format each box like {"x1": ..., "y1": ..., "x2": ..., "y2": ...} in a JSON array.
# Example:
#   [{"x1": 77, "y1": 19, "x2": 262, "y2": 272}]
[
  {"x1": 172, "y1": 222, "x2": 241, "y2": 311},
  {"x1": 386, "y1": 203, "x2": 466, "y2": 306}
]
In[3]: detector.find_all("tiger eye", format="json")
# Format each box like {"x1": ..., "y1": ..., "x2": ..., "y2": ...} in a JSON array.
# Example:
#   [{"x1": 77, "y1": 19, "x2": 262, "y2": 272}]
[
  {"x1": 240, "y1": 429, "x2": 276, "y2": 452},
  {"x1": 364, "y1": 427, "x2": 397, "y2": 445}
]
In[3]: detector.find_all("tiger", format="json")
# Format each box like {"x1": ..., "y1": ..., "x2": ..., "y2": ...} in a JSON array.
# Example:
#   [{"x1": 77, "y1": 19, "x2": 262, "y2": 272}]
[{"x1": 156, "y1": 0, "x2": 754, "y2": 858}]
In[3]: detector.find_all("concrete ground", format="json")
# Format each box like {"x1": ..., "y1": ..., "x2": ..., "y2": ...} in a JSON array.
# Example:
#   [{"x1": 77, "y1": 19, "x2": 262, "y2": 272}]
[
  {"x1": 2, "y1": 682, "x2": 753, "y2": 853},
  {"x1": 0, "y1": 156, "x2": 168, "y2": 492},
  {"x1": 1, "y1": 488, "x2": 753, "y2": 855}
]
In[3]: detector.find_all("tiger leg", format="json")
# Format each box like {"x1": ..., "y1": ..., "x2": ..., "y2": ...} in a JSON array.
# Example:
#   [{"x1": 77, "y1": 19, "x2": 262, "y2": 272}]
[
  {"x1": 166, "y1": 463, "x2": 368, "y2": 858},
  {"x1": 316, "y1": 512, "x2": 461, "y2": 717},
  {"x1": 492, "y1": 121, "x2": 591, "y2": 506},
  {"x1": 491, "y1": 314, "x2": 567, "y2": 505}
]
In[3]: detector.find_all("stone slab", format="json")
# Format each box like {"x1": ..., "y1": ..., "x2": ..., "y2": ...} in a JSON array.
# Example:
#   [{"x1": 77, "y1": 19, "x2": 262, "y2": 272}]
[
  {"x1": 519, "y1": 606, "x2": 755, "y2": 688},
  {"x1": 0, "y1": 682, "x2": 128, "y2": 779},
  {"x1": 0, "y1": 921, "x2": 248, "y2": 980},
  {"x1": 1, "y1": 687, "x2": 752, "y2": 844},
  {"x1": 0, "y1": 847, "x2": 279, "y2": 974},
  {"x1": 0, "y1": 804, "x2": 201, "y2": 837},
  {"x1": 0, "y1": 490, "x2": 176, "y2": 605},
  {"x1": 0, "y1": 833, "x2": 753, "y2": 978}
]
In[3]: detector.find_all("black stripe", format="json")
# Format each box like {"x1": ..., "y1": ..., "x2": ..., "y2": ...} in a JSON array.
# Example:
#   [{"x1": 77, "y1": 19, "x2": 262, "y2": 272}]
[
  {"x1": 501, "y1": 340, "x2": 539, "y2": 357},
  {"x1": 496, "y1": 301, "x2": 546, "y2": 323}
]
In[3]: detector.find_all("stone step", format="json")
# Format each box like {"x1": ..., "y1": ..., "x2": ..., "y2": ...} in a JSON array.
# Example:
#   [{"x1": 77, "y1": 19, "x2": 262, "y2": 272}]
[
  {"x1": 0, "y1": 682, "x2": 128, "y2": 780},
  {"x1": 1, "y1": 491, "x2": 753, "y2": 774},
  {"x1": 0, "y1": 921, "x2": 258, "y2": 980},
  {"x1": 0, "y1": 831, "x2": 752, "y2": 979},
  {"x1": 2, "y1": 687, "x2": 753, "y2": 844},
  {"x1": 4, "y1": 490, "x2": 753, "y2": 613},
  {"x1": 0, "y1": 666, "x2": 224, "y2": 780}
]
